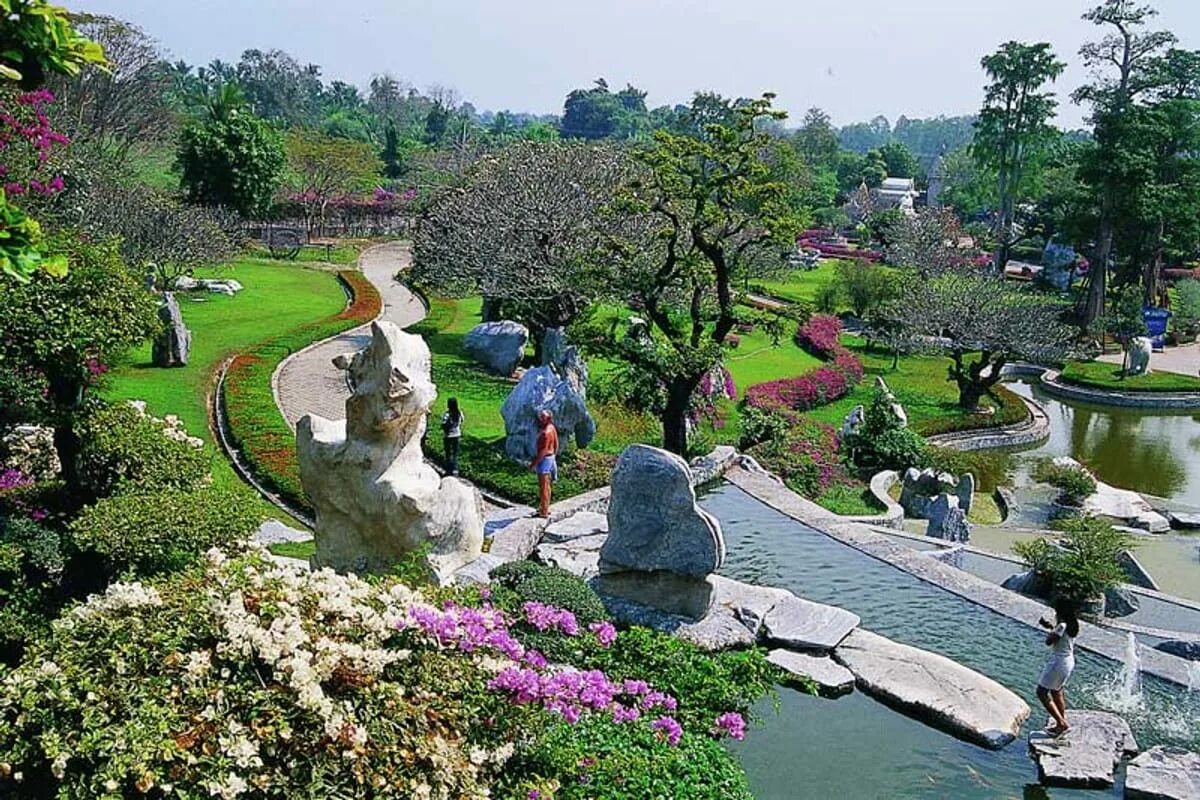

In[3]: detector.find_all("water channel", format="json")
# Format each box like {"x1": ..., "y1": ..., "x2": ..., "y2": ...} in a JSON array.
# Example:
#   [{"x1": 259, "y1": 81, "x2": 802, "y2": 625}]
[{"x1": 703, "y1": 484, "x2": 1200, "y2": 799}]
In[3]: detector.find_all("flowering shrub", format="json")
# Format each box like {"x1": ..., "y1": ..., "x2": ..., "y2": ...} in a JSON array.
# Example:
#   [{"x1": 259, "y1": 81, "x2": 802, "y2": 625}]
[
  {"x1": 745, "y1": 415, "x2": 851, "y2": 497},
  {"x1": 0, "y1": 548, "x2": 760, "y2": 798},
  {"x1": 795, "y1": 314, "x2": 843, "y2": 357},
  {"x1": 0, "y1": 88, "x2": 68, "y2": 198},
  {"x1": 76, "y1": 401, "x2": 208, "y2": 502}
]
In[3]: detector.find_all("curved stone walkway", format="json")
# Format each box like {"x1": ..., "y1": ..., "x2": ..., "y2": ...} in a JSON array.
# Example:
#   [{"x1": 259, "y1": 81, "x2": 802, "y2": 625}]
[{"x1": 273, "y1": 241, "x2": 426, "y2": 429}]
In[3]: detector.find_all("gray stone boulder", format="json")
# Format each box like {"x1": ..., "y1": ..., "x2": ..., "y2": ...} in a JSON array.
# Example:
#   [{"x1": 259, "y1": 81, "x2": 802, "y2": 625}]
[
  {"x1": 1153, "y1": 640, "x2": 1200, "y2": 661},
  {"x1": 834, "y1": 628, "x2": 1030, "y2": 749},
  {"x1": 767, "y1": 649, "x2": 855, "y2": 696},
  {"x1": 592, "y1": 571, "x2": 717, "y2": 620},
  {"x1": 151, "y1": 292, "x2": 190, "y2": 368},
  {"x1": 925, "y1": 494, "x2": 971, "y2": 543},
  {"x1": 955, "y1": 473, "x2": 975, "y2": 515},
  {"x1": 536, "y1": 534, "x2": 606, "y2": 579},
  {"x1": 600, "y1": 445, "x2": 724, "y2": 577},
  {"x1": 541, "y1": 327, "x2": 569, "y2": 370},
  {"x1": 1001, "y1": 570, "x2": 1048, "y2": 597},
  {"x1": 761, "y1": 594, "x2": 860, "y2": 651},
  {"x1": 708, "y1": 574, "x2": 791, "y2": 639},
  {"x1": 598, "y1": 593, "x2": 755, "y2": 652},
  {"x1": 688, "y1": 445, "x2": 740, "y2": 487},
  {"x1": 1103, "y1": 586, "x2": 1140, "y2": 618},
  {"x1": 500, "y1": 365, "x2": 595, "y2": 463},
  {"x1": 464, "y1": 320, "x2": 528, "y2": 375},
  {"x1": 1118, "y1": 549, "x2": 1160, "y2": 590},
  {"x1": 1027, "y1": 710, "x2": 1137, "y2": 788},
  {"x1": 1125, "y1": 746, "x2": 1200, "y2": 800}
]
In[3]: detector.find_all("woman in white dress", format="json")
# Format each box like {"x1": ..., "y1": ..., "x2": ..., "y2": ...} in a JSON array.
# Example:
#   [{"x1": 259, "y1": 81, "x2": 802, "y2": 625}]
[{"x1": 1035, "y1": 600, "x2": 1079, "y2": 735}]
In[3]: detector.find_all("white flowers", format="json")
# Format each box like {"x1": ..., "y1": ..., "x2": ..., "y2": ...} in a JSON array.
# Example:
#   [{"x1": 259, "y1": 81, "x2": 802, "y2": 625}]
[
  {"x1": 184, "y1": 650, "x2": 212, "y2": 682},
  {"x1": 206, "y1": 772, "x2": 248, "y2": 799},
  {"x1": 49, "y1": 752, "x2": 69, "y2": 780},
  {"x1": 65, "y1": 582, "x2": 162, "y2": 624}
]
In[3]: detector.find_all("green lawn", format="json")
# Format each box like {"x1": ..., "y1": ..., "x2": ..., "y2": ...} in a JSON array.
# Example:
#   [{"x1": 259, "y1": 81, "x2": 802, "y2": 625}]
[
  {"x1": 752, "y1": 261, "x2": 841, "y2": 306},
  {"x1": 1060, "y1": 360, "x2": 1200, "y2": 392},
  {"x1": 101, "y1": 258, "x2": 349, "y2": 518}
]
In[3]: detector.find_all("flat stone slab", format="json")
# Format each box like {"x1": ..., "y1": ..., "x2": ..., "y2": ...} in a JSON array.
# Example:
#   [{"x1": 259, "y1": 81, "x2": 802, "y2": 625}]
[
  {"x1": 709, "y1": 575, "x2": 791, "y2": 638},
  {"x1": 1125, "y1": 746, "x2": 1200, "y2": 800},
  {"x1": 600, "y1": 596, "x2": 755, "y2": 652},
  {"x1": 450, "y1": 553, "x2": 508, "y2": 586},
  {"x1": 535, "y1": 533, "x2": 606, "y2": 579},
  {"x1": 542, "y1": 511, "x2": 609, "y2": 543},
  {"x1": 767, "y1": 649, "x2": 855, "y2": 696},
  {"x1": 1168, "y1": 511, "x2": 1200, "y2": 530},
  {"x1": 1027, "y1": 710, "x2": 1137, "y2": 788},
  {"x1": 253, "y1": 519, "x2": 313, "y2": 546},
  {"x1": 834, "y1": 628, "x2": 1030, "y2": 750},
  {"x1": 762, "y1": 594, "x2": 860, "y2": 651}
]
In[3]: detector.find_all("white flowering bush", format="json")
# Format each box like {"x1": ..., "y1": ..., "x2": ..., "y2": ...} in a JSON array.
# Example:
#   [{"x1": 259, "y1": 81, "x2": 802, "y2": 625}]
[
  {"x1": 76, "y1": 400, "x2": 209, "y2": 502},
  {"x1": 0, "y1": 547, "x2": 764, "y2": 799}
]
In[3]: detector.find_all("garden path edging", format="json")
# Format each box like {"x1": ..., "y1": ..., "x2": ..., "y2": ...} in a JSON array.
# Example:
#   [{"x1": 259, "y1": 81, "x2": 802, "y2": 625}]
[{"x1": 1008, "y1": 362, "x2": 1200, "y2": 411}]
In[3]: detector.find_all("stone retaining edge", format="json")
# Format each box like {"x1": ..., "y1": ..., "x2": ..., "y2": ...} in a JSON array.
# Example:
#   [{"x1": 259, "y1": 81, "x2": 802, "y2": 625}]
[
  {"x1": 724, "y1": 465, "x2": 1198, "y2": 689},
  {"x1": 925, "y1": 392, "x2": 1051, "y2": 452},
  {"x1": 1007, "y1": 361, "x2": 1200, "y2": 410}
]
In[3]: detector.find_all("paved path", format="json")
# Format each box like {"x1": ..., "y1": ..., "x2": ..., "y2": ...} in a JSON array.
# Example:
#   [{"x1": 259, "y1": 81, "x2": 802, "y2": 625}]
[
  {"x1": 274, "y1": 241, "x2": 425, "y2": 428},
  {"x1": 1098, "y1": 342, "x2": 1200, "y2": 378}
]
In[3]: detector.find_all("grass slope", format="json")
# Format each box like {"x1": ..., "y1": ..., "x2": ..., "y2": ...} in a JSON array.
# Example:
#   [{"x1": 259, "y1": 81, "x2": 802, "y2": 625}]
[{"x1": 101, "y1": 258, "x2": 349, "y2": 517}]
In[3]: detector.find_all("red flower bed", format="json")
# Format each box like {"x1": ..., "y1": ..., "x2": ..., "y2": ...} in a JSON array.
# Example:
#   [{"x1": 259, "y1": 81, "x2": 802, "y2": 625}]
[
  {"x1": 797, "y1": 238, "x2": 883, "y2": 262},
  {"x1": 747, "y1": 314, "x2": 864, "y2": 414}
]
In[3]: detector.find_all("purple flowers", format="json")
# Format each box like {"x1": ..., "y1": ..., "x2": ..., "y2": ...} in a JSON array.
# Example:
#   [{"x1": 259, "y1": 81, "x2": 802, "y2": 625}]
[
  {"x1": 712, "y1": 711, "x2": 747, "y2": 741},
  {"x1": 523, "y1": 601, "x2": 580, "y2": 636},
  {"x1": 796, "y1": 314, "x2": 844, "y2": 357},
  {"x1": 651, "y1": 716, "x2": 684, "y2": 746},
  {"x1": 588, "y1": 620, "x2": 616, "y2": 648},
  {"x1": 0, "y1": 469, "x2": 33, "y2": 491},
  {"x1": 746, "y1": 314, "x2": 863, "y2": 416}
]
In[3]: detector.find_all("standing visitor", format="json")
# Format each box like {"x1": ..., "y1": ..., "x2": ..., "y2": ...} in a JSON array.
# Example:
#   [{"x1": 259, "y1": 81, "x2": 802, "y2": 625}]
[
  {"x1": 529, "y1": 410, "x2": 559, "y2": 518},
  {"x1": 441, "y1": 398, "x2": 464, "y2": 476},
  {"x1": 1035, "y1": 600, "x2": 1078, "y2": 735}
]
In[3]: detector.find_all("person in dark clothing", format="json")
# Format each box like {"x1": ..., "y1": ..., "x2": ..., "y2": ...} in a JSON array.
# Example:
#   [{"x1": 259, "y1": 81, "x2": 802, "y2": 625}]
[{"x1": 441, "y1": 397, "x2": 464, "y2": 476}]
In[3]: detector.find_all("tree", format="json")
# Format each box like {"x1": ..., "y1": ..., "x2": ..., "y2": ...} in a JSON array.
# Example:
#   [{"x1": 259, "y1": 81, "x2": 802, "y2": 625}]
[
  {"x1": 883, "y1": 207, "x2": 972, "y2": 277},
  {"x1": 235, "y1": 48, "x2": 323, "y2": 127},
  {"x1": 0, "y1": 0, "x2": 106, "y2": 89},
  {"x1": 1074, "y1": 0, "x2": 1176, "y2": 326},
  {"x1": 973, "y1": 41, "x2": 1066, "y2": 271},
  {"x1": 876, "y1": 141, "x2": 919, "y2": 179},
  {"x1": 0, "y1": 234, "x2": 158, "y2": 498},
  {"x1": 177, "y1": 98, "x2": 285, "y2": 217},
  {"x1": 412, "y1": 141, "x2": 631, "y2": 351},
  {"x1": 561, "y1": 78, "x2": 624, "y2": 140},
  {"x1": 284, "y1": 129, "x2": 383, "y2": 235},
  {"x1": 834, "y1": 259, "x2": 895, "y2": 319},
  {"x1": 44, "y1": 14, "x2": 173, "y2": 162},
  {"x1": 793, "y1": 107, "x2": 840, "y2": 169},
  {"x1": 889, "y1": 269, "x2": 1073, "y2": 409},
  {"x1": 613, "y1": 94, "x2": 804, "y2": 453}
]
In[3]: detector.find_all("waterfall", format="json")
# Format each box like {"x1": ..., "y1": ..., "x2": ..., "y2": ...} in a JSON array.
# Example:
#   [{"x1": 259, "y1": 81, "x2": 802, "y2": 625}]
[{"x1": 1121, "y1": 632, "x2": 1143, "y2": 702}]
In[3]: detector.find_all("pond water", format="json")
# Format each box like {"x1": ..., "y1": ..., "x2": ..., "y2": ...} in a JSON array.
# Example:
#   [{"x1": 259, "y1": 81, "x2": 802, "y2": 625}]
[
  {"x1": 1005, "y1": 380, "x2": 1200, "y2": 504},
  {"x1": 702, "y1": 484, "x2": 1200, "y2": 800}
]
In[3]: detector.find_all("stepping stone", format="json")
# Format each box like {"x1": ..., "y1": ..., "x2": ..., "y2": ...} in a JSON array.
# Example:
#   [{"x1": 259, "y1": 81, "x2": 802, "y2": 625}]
[
  {"x1": 762, "y1": 594, "x2": 860, "y2": 651},
  {"x1": 599, "y1": 596, "x2": 755, "y2": 652},
  {"x1": 767, "y1": 649, "x2": 855, "y2": 696},
  {"x1": 542, "y1": 511, "x2": 608, "y2": 543},
  {"x1": 536, "y1": 534, "x2": 607, "y2": 578},
  {"x1": 253, "y1": 519, "x2": 313, "y2": 546},
  {"x1": 1125, "y1": 746, "x2": 1200, "y2": 800},
  {"x1": 1168, "y1": 511, "x2": 1200, "y2": 530},
  {"x1": 834, "y1": 628, "x2": 1030, "y2": 750},
  {"x1": 1027, "y1": 710, "x2": 1137, "y2": 788},
  {"x1": 450, "y1": 553, "x2": 507, "y2": 586},
  {"x1": 709, "y1": 575, "x2": 791, "y2": 637}
]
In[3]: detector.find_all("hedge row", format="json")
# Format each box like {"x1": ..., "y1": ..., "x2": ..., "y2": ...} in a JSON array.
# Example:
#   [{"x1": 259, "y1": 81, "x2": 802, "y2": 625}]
[
  {"x1": 223, "y1": 270, "x2": 382, "y2": 513},
  {"x1": 745, "y1": 315, "x2": 865, "y2": 415}
]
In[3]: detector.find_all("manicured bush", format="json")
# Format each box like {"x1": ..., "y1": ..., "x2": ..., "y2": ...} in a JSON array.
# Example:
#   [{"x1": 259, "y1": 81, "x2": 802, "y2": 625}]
[
  {"x1": 76, "y1": 402, "x2": 209, "y2": 501},
  {"x1": 1014, "y1": 515, "x2": 1134, "y2": 608},
  {"x1": 0, "y1": 515, "x2": 63, "y2": 663},
  {"x1": 0, "y1": 549, "x2": 761, "y2": 799},
  {"x1": 914, "y1": 384, "x2": 1028, "y2": 436},
  {"x1": 1032, "y1": 458, "x2": 1096, "y2": 506},
  {"x1": 795, "y1": 314, "x2": 843, "y2": 357},
  {"x1": 224, "y1": 270, "x2": 381, "y2": 512},
  {"x1": 67, "y1": 485, "x2": 263, "y2": 580},
  {"x1": 491, "y1": 561, "x2": 609, "y2": 625},
  {"x1": 843, "y1": 382, "x2": 928, "y2": 473}
]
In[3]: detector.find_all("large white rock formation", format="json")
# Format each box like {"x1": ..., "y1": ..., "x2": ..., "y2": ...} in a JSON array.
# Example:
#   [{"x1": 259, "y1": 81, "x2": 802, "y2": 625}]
[{"x1": 297, "y1": 321, "x2": 484, "y2": 581}]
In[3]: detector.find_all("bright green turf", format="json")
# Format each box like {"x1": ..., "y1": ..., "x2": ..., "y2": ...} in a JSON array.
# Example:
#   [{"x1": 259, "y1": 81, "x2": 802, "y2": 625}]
[
  {"x1": 100, "y1": 258, "x2": 349, "y2": 518},
  {"x1": 753, "y1": 261, "x2": 843, "y2": 306},
  {"x1": 1060, "y1": 359, "x2": 1200, "y2": 392}
]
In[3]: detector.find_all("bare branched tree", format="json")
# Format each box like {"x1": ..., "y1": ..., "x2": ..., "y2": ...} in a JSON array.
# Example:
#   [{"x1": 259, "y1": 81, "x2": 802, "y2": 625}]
[
  {"x1": 411, "y1": 140, "x2": 635, "y2": 345},
  {"x1": 48, "y1": 14, "x2": 174, "y2": 162},
  {"x1": 884, "y1": 207, "x2": 973, "y2": 277}
]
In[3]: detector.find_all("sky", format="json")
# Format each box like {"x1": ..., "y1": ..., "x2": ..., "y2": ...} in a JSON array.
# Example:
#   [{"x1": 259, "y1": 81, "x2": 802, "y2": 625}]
[{"x1": 64, "y1": 0, "x2": 1200, "y2": 129}]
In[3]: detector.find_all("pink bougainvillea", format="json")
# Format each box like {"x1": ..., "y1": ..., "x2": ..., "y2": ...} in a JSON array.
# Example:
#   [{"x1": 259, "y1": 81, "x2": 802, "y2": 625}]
[
  {"x1": 0, "y1": 88, "x2": 69, "y2": 197},
  {"x1": 796, "y1": 314, "x2": 844, "y2": 358}
]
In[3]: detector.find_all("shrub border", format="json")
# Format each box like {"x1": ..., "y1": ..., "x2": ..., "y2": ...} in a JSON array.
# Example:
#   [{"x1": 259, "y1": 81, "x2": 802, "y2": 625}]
[{"x1": 219, "y1": 270, "x2": 382, "y2": 515}]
